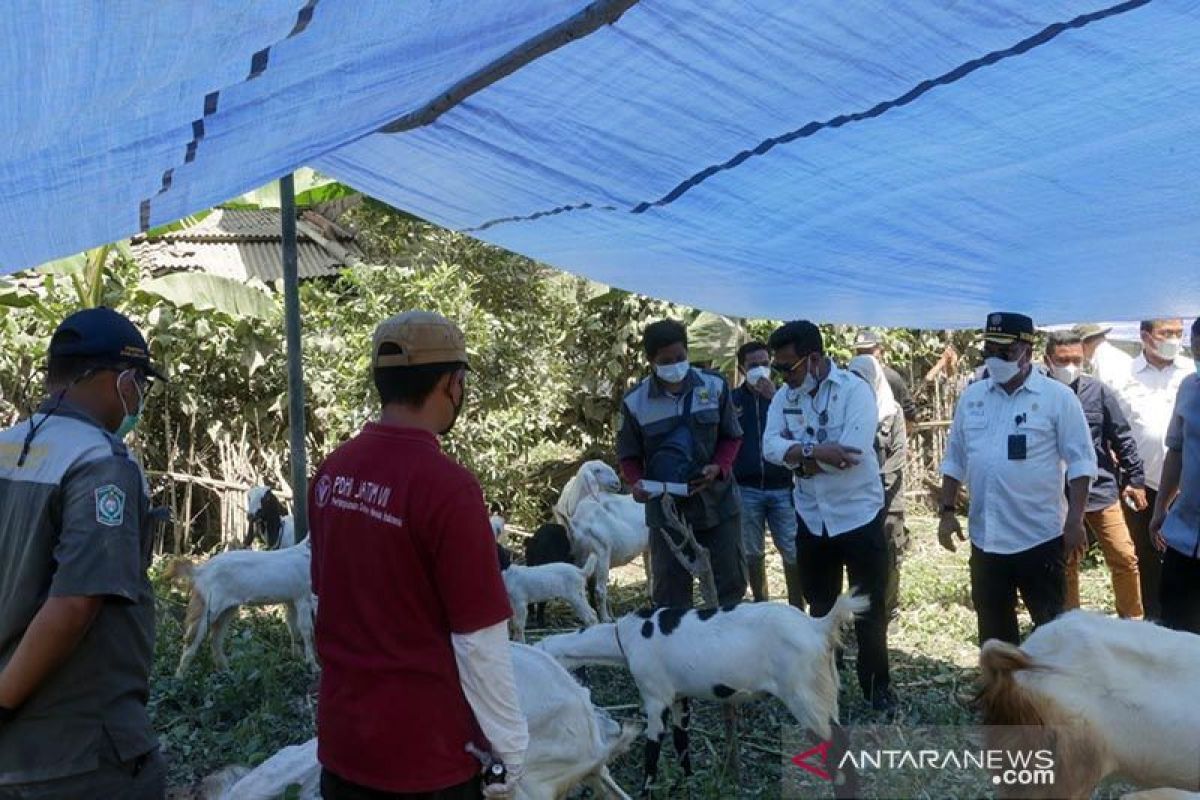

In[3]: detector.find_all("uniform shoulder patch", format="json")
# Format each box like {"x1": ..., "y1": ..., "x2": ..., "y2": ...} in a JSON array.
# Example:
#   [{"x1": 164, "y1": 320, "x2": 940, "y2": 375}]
[{"x1": 95, "y1": 484, "x2": 126, "y2": 527}]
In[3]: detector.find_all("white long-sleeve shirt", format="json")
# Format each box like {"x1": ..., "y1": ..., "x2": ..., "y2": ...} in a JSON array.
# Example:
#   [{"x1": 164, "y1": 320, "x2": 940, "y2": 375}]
[
  {"x1": 1090, "y1": 339, "x2": 1134, "y2": 389},
  {"x1": 1113, "y1": 353, "x2": 1191, "y2": 491},
  {"x1": 451, "y1": 620, "x2": 528, "y2": 769},
  {"x1": 762, "y1": 362, "x2": 884, "y2": 535},
  {"x1": 941, "y1": 369, "x2": 1097, "y2": 554}
]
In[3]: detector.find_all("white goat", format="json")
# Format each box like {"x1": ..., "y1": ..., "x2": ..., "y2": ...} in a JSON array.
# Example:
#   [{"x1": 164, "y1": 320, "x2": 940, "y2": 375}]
[
  {"x1": 978, "y1": 610, "x2": 1200, "y2": 799},
  {"x1": 166, "y1": 539, "x2": 316, "y2": 677},
  {"x1": 555, "y1": 460, "x2": 651, "y2": 622},
  {"x1": 204, "y1": 644, "x2": 640, "y2": 800},
  {"x1": 537, "y1": 594, "x2": 867, "y2": 795},
  {"x1": 504, "y1": 555, "x2": 600, "y2": 642},
  {"x1": 244, "y1": 485, "x2": 295, "y2": 549}
]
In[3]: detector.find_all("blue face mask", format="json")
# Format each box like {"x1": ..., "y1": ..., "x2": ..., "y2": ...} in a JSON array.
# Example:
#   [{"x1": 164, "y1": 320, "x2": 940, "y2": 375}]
[{"x1": 115, "y1": 370, "x2": 145, "y2": 440}]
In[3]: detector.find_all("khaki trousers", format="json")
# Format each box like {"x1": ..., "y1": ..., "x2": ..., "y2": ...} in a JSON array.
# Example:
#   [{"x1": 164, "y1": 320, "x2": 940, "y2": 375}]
[{"x1": 1066, "y1": 502, "x2": 1143, "y2": 619}]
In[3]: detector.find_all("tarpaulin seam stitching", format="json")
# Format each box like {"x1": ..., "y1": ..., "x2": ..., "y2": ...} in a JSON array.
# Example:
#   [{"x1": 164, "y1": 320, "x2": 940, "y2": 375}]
[
  {"x1": 464, "y1": 0, "x2": 1154, "y2": 233},
  {"x1": 138, "y1": 0, "x2": 323, "y2": 232}
]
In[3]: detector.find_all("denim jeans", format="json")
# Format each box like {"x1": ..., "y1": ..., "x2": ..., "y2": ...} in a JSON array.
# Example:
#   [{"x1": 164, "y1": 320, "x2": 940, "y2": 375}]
[{"x1": 738, "y1": 485, "x2": 797, "y2": 564}]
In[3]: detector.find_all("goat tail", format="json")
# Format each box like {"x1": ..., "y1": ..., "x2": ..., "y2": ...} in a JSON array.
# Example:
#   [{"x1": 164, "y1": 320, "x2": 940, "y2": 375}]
[
  {"x1": 975, "y1": 639, "x2": 1045, "y2": 726},
  {"x1": 163, "y1": 558, "x2": 196, "y2": 587},
  {"x1": 818, "y1": 591, "x2": 870, "y2": 650},
  {"x1": 580, "y1": 553, "x2": 598, "y2": 579}
]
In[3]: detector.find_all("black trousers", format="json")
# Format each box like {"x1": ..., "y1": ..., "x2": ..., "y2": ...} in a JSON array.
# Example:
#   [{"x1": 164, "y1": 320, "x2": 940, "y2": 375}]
[
  {"x1": 970, "y1": 536, "x2": 1065, "y2": 646},
  {"x1": 883, "y1": 511, "x2": 905, "y2": 619},
  {"x1": 795, "y1": 511, "x2": 890, "y2": 700},
  {"x1": 1123, "y1": 487, "x2": 1163, "y2": 620},
  {"x1": 650, "y1": 513, "x2": 747, "y2": 608},
  {"x1": 1161, "y1": 547, "x2": 1200, "y2": 635},
  {"x1": 321, "y1": 770, "x2": 481, "y2": 800}
]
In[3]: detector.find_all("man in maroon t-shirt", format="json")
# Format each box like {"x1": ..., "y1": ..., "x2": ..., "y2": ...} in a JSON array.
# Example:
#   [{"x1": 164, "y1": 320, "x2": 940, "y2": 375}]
[{"x1": 309, "y1": 311, "x2": 528, "y2": 799}]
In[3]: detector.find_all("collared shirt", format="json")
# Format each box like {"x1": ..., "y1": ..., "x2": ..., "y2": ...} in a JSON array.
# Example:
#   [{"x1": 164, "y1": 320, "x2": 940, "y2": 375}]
[
  {"x1": 1163, "y1": 374, "x2": 1200, "y2": 558},
  {"x1": 763, "y1": 362, "x2": 884, "y2": 536},
  {"x1": 1113, "y1": 353, "x2": 1191, "y2": 490},
  {"x1": 0, "y1": 399, "x2": 155, "y2": 785},
  {"x1": 617, "y1": 368, "x2": 742, "y2": 529},
  {"x1": 941, "y1": 369, "x2": 1097, "y2": 555},
  {"x1": 1065, "y1": 375, "x2": 1144, "y2": 511},
  {"x1": 1090, "y1": 339, "x2": 1134, "y2": 389}
]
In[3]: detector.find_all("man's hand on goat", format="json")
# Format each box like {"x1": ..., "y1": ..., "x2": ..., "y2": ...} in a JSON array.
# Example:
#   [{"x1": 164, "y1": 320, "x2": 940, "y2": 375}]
[
  {"x1": 630, "y1": 482, "x2": 652, "y2": 503},
  {"x1": 938, "y1": 512, "x2": 965, "y2": 552},
  {"x1": 481, "y1": 763, "x2": 523, "y2": 799}
]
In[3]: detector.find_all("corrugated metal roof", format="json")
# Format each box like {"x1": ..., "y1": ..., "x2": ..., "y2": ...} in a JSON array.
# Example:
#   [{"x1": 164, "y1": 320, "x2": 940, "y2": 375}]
[{"x1": 131, "y1": 208, "x2": 361, "y2": 283}]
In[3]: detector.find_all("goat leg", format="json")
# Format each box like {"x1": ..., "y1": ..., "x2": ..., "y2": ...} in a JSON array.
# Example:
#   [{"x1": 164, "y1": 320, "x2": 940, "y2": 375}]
[
  {"x1": 642, "y1": 706, "x2": 670, "y2": 797},
  {"x1": 828, "y1": 720, "x2": 859, "y2": 800},
  {"x1": 722, "y1": 704, "x2": 740, "y2": 783},
  {"x1": 534, "y1": 601, "x2": 547, "y2": 629},
  {"x1": 671, "y1": 699, "x2": 692, "y2": 777}
]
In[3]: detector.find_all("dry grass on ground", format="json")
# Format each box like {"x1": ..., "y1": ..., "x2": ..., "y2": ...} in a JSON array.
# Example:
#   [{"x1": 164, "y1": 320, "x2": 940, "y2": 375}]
[{"x1": 157, "y1": 515, "x2": 1132, "y2": 799}]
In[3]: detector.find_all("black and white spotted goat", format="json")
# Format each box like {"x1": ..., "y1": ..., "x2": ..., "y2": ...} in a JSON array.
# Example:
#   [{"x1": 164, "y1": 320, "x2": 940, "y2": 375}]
[
  {"x1": 537, "y1": 594, "x2": 867, "y2": 796},
  {"x1": 244, "y1": 485, "x2": 295, "y2": 549}
]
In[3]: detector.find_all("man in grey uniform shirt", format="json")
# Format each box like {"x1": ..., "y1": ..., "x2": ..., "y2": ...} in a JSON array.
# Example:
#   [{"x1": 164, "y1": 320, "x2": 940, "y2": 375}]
[{"x1": 0, "y1": 307, "x2": 165, "y2": 799}]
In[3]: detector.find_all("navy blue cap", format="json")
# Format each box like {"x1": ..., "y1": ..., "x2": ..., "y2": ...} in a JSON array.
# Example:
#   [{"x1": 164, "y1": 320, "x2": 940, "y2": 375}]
[
  {"x1": 49, "y1": 307, "x2": 166, "y2": 380},
  {"x1": 984, "y1": 311, "x2": 1037, "y2": 345}
]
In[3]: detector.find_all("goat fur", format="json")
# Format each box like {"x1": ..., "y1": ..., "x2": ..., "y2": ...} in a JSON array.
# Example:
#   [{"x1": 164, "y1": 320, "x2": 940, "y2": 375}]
[
  {"x1": 244, "y1": 485, "x2": 295, "y2": 549},
  {"x1": 204, "y1": 644, "x2": 640, "y2": 800},
  {"x1": 504, "y1": 554, "x2": 599, "y2": 642},
  {"x1": 555, "y1": 461, "x2": 651, "y2": 622},
  {"x1": 537, "y1": 594, "x2": 867, "y2": 793},
  {"x1": 524, "y1": 523, "x2": 575, "y2": 627},
  {"x1": 977, "y1": 610, "x2": 1200, "y2": 799},
  {"x1": 166, "y1": 539, "x2": 316, "y2": 676}
]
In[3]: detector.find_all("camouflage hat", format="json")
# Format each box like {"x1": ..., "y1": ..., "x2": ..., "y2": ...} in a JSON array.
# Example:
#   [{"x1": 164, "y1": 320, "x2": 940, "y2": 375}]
[
  {"x1": 1071, "y1": 323, "x2": 1113, "y2": 341},
  {"x1": 372, "y1": 311, "x2": 468, "y2": 368}
]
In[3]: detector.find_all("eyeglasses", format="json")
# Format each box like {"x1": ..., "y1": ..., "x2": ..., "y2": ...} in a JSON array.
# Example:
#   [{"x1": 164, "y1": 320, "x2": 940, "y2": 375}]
[{"x1": 982, "y1": 343, "x2": 1019, "y2": 360}]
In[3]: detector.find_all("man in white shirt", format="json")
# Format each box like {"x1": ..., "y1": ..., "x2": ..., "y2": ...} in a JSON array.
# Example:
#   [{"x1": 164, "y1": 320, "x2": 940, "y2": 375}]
[
  {"x1": 939, "y1": 313, "x2": 1096, "y2": 646},
  {"x1": 1114, "y1": 318, "x2": 1190, "y2": 621},
  {"x1": 1074, "y1": 323, "x2": 1133, "y2": 389},
  {"x1": 762, "y1": 321, "x2": 894, "y2": 715}
]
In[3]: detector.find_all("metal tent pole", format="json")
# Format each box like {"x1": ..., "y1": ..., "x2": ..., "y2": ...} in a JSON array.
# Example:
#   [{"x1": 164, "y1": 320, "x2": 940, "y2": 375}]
[{"x1": 279, "y1": 173, "x2": 309, "y2": 539}]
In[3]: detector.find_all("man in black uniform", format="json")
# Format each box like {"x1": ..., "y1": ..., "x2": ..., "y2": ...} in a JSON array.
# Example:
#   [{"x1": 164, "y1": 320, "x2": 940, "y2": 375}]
[
  {"x1": 731, "y1": 341, "x2": 802, "y2": 607},
  {"x1": 0, "y1": 308, "x2": 165, "y2": 799}
]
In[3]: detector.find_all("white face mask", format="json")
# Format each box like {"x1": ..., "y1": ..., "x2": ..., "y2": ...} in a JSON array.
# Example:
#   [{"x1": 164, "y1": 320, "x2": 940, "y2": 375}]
[
  {"x1": 985, "y1": 357, "x2": 1022, "y2": 385},
  {"x1": 745, "y1": 365, "x2": 771, "y2": 385},
  {"x1": 1153, "y1": 337, "x2": 1182, "y2": 361},
  {"x1": 1049, "y1": 364, "x2": 1080, "y2": 385},
  {"x1": 654, "y1": 360, "x2": 690, "y2": 384}
]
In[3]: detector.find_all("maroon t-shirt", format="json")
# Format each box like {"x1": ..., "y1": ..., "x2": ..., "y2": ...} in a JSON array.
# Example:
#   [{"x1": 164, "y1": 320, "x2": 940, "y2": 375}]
[{"x1": 308, "y1": 423, "x2": 512, "y2": 793}]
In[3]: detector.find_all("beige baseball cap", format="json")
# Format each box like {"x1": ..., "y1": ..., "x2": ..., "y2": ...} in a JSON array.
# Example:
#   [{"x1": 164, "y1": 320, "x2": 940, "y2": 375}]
[{"x1": 372, "y1": 310, "x2": 469, "y2": 368}]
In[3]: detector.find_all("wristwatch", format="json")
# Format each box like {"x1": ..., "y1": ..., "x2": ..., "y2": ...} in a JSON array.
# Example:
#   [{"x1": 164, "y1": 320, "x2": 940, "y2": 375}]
[
  {"x1": 939, "y1": 504, "x2": 957, "y2": 515},
  {"x1": 801, "y1": 442, "x2": 815, "y2": 460}
]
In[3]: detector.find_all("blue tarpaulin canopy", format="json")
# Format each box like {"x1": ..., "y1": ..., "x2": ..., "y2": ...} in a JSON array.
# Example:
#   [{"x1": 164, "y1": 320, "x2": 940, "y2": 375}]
[{"x1": 2, "y1": 0, "x2": 1198, "y2": 327}]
